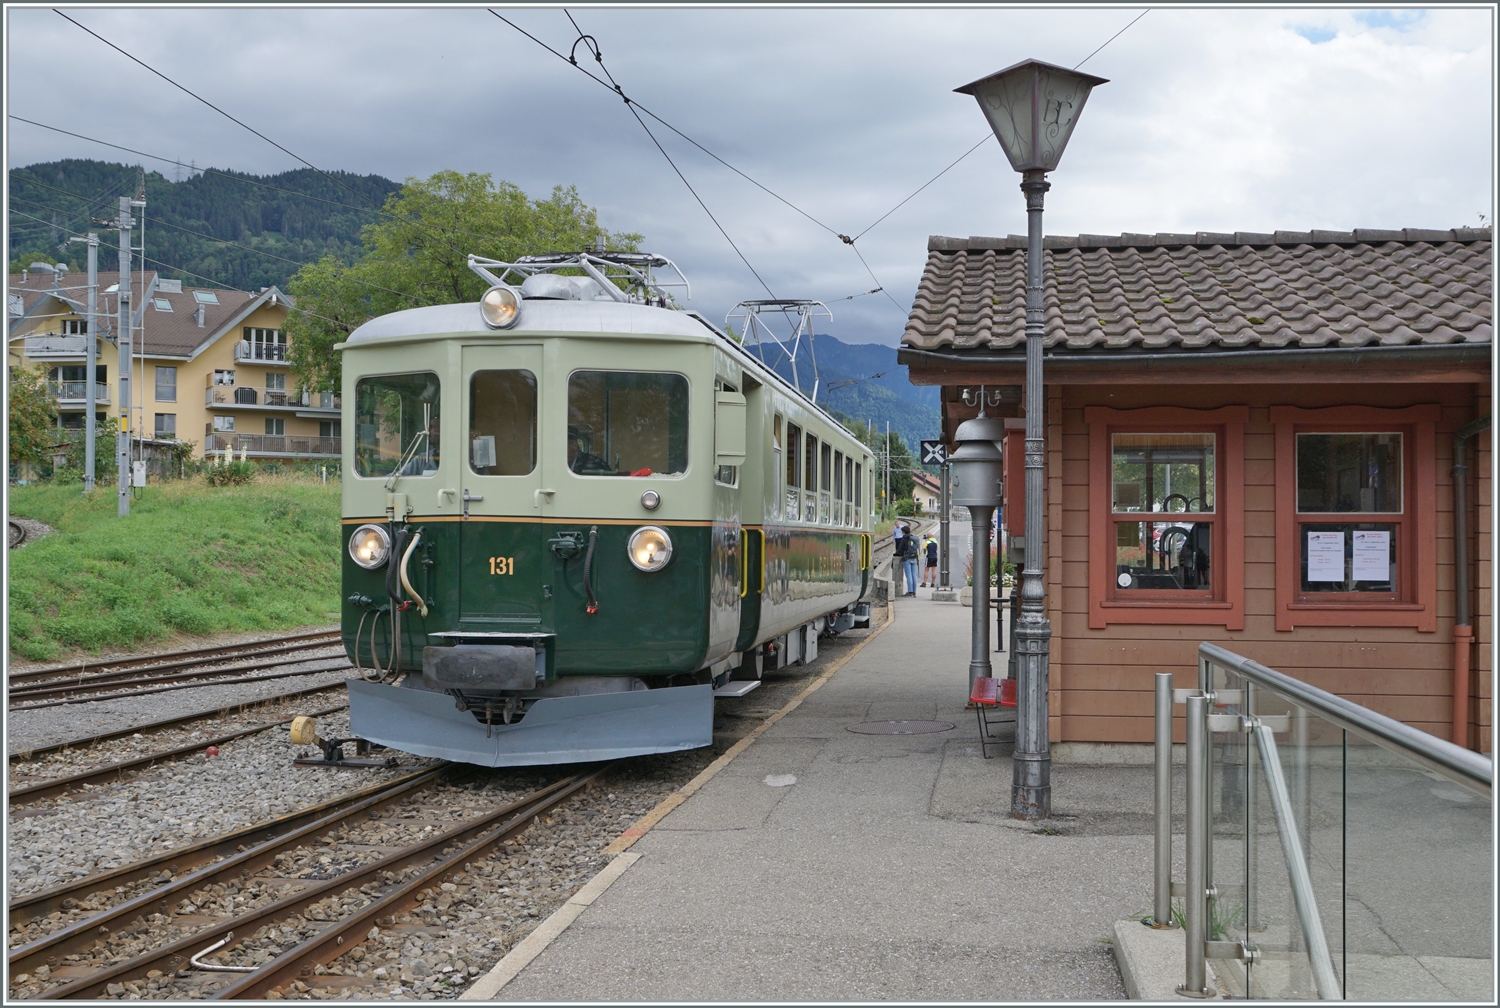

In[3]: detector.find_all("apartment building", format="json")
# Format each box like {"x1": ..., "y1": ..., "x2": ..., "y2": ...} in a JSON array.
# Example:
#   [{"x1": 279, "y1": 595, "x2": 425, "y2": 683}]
[{"x1": 8, "y1": 263, "x2": 340, "y2": 461}]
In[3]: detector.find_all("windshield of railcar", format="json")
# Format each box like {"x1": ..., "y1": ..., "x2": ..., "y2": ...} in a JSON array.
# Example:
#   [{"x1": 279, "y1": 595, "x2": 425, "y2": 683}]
[
  {"x1": 354, "y1": 372, "x2": 440, "y2": 477},
  {"x1": 566, "y1": 370, "x2": 688, "y2": 477}
]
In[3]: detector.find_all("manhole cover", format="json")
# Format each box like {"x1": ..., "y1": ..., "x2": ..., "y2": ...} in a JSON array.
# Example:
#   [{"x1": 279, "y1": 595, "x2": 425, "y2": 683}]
[{"x1": 845, "y1": 720, "x2": 955, "y2": 735}]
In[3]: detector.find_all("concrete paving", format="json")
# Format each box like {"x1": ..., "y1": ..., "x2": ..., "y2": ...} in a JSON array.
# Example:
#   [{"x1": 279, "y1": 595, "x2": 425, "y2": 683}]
[{"x1": 497, "y1": 587, "x2": 1174, "y2": 1001}]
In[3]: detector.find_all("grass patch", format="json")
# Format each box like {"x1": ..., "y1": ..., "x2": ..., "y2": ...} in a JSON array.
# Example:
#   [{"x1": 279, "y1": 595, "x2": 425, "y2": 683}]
[{"x1": 8, "y1": 475, "x2": 343, "y2": 662}]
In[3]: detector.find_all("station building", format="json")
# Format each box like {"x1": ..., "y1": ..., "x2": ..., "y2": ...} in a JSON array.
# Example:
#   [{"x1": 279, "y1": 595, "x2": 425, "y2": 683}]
[
  {"x1": 900, "y1": 228, "x2": 1493, "y2": 752},
  {"x1": 7, "y1": 264, "x2": 339, "y2": 465}
]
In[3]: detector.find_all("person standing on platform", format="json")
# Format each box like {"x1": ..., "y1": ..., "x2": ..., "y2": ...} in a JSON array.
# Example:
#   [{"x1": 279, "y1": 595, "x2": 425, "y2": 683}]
[
  {"x1": 901, "y1": 524, "x2": 919, "y2": 596},
  {"x1": 922, "y1": 534, "x2": 938, "y2": 587}
]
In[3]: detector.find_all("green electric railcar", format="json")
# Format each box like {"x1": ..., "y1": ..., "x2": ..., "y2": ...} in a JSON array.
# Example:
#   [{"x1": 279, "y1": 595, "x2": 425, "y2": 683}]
[{"x1": 339, "y1": 252, "x2": 874, "y2": 766}]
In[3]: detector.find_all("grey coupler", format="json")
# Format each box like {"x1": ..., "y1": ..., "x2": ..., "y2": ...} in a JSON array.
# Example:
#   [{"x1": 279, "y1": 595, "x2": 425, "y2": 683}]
[{"x1": 345, "y1": 678, "x2": 713, "y2": 767}]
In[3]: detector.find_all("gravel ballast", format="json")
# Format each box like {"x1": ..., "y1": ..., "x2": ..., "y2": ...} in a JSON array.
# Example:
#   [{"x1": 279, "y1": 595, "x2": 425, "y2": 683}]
[{"x1": 6, "y1": 661, "x2": 355, "y2": 756}]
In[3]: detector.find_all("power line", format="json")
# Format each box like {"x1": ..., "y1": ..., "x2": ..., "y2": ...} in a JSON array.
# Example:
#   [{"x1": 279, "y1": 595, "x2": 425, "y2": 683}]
[
  {"x1": 10, "y1": 181, "x2": 428, "y2": 305},
  {"x1": 9, "y1": 208, "x2": 360, "y2": 330},
  {"x1": 10, "y1": 116, "x2": 385, "y2": 215},
  {"x1": 850, "y1": 134, "x2": 993, "y2": 243},
  {"x1": 1075, "y1": 8, "x2": 1149, "y2": 70},
  {"x1": 53, "y1": 9, "x2": 476, "y2": 262}
]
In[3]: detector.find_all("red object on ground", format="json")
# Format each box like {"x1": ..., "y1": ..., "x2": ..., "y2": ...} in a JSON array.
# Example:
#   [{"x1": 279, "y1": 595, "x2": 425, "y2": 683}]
[{"x1": 205, "y1": 746, "x2": 219, "y2": 757}]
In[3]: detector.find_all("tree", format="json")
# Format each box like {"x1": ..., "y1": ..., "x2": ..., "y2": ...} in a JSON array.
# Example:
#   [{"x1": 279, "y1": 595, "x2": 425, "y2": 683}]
[
  {"x1": 841, "y1": 417, "x2": 915, "y2": 512},
  {"x1": 8, "y1": 365, "x2": 59, "y2": 468},
  {"x1": 286, "y1": 171, "x2": 641, "y2": 392}
]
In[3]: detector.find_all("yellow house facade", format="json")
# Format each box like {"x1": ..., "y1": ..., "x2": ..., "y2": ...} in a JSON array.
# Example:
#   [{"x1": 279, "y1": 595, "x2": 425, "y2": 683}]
[{"x1": 8, "y1": 263, "x2": 339, "y2": 463}]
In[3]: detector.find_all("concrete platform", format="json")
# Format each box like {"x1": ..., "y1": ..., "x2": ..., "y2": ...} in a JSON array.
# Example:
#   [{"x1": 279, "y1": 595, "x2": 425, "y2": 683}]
[{"x1": 476, "y1": 588, "x2": 1179, "y2": 1001}]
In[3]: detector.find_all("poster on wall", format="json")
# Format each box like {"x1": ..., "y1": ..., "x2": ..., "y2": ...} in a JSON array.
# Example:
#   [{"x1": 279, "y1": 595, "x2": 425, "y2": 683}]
[
  {"x1": 1352, "y1": 530, "x2": 1391, "y2": 582},
  {"x1": 1306, "y1": 531, "x2": 1345, "y2": 582}
]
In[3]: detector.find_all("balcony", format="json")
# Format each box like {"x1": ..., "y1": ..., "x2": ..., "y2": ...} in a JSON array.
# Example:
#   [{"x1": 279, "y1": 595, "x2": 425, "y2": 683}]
[
  {"x1": 233, "y1": 340, "x2": 288, "y2": 363},
  {"x1": 48, "y1": 381, "x2": 111, "y2": 406},
  {"x1": 24, "y1": 334, "x2": 89, "y2": 359},
  {"x1": 204, "y1": 386, "x2": 338, "y2": 411},
  {"x1": 205, "y1": 433, "x2": 341, "y2": 458}
]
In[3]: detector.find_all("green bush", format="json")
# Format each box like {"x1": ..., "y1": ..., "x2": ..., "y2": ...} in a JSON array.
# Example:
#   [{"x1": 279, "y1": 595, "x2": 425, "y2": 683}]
[
  {"x1": 205, "y1": 458, "x2": 256, "y2": 486},
  {"x1": 895, "y1": 498, "x2": 917, "y2": 517}
]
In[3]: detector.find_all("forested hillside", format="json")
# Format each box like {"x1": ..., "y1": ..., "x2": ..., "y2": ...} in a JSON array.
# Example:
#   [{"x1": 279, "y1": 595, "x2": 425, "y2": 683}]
[{"x1": 8, "y1": 159, "x2": 399, "y2": 291}]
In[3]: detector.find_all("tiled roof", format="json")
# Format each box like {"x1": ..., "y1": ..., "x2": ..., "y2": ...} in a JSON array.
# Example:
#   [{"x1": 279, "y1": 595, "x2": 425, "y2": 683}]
[
  {"x1": 902, "y1": 228, "x2": 1492, "y2": 352},
  {"x1": 8, "y1": 270, "x2": 278, "y2": 357}
]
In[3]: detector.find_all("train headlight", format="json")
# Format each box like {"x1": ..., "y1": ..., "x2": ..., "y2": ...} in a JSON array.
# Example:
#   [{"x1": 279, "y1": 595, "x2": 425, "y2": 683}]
[
  {"x1": 627, "y1": 526, "x2": 673, "y2": 572},
  {"x1": 349, "y1": 524, "x2": 391, "y2": 569},
  {"x1": 480, "y1": 285, "x2": 520, "y2": 329}
]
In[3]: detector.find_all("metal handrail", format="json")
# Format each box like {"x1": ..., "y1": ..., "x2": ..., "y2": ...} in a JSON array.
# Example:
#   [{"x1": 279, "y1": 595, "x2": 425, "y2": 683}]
[{"x1": 1200, "y1": 642, "x2": 1492, "y2": 797}]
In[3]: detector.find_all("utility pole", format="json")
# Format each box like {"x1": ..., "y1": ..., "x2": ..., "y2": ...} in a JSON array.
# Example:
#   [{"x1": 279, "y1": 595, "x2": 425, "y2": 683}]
[
  {"x1": 67, "y1": 232, "x2": 100, "y2": 492},
  {"x1": 884, "y1": 421, "x2": 891, "y2": 520},
  {"x1": 116, "y1": 196, "x2": 142, "y2": 517}
]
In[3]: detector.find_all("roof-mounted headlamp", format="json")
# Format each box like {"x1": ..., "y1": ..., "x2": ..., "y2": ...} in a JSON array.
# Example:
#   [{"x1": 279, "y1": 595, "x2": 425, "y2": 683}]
[{"x1": 480, "y1": 285, "x2": 520, "y2": 329}]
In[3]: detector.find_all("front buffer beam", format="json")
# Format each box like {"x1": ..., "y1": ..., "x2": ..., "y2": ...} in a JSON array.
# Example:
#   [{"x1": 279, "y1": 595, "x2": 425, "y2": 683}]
[{"x1": 346, "y1": 678, "x2": 713, "y2": 767}]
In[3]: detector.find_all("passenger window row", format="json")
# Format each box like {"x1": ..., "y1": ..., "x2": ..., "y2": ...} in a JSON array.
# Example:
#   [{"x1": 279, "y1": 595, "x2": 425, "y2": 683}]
[{"x1": 776, "y1": 415, "x2": 863, "y2": 527}]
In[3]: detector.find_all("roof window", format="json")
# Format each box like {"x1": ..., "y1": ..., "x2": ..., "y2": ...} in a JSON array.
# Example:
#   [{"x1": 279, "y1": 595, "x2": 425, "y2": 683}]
[
  {"x1": 154, "y1": 298, "x2": 174, "y2": 311},
  {"x1": 194, "y1": 291, "x2": 219, "y2": 304}
]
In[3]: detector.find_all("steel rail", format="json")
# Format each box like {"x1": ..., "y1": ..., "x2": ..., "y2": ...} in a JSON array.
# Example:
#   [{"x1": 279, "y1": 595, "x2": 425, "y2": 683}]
[
  {"x1": 8, "y1": 633, "x2": 342, "y2": 688},
  {"x1": 9, "y1": 519, "x2": 27, "y2": 548},
  {"x1": 10, "y1": 767, "x2": 448, "y2": 975},
  {"x1": 7, "y1": 703, "x2": 350, "y2": 806},
  {"x1": 8, "y1": 682, "x2": 350, "y2": 762},
  {"x1": 38, "y1": 772, "x2": 590, "y2": 999},
  {"x1": 207, "y1": 767, "x2": 608, "y2": 999},
  {"x1": 9, "y1": 649, "x2": 350, "y2": 703},
  {"x1": 7, "y1": 767, "x2": 435, "y2": 933},
  {"x1": 1199, "y1": 642, "x2": 1493, "y2": 797},
  {"x1": 9, "y1": 662, "x2": 354, "y2": 712}
]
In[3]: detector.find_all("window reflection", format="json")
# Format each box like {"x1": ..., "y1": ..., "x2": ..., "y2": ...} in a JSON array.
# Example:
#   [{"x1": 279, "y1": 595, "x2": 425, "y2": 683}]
[{"x1": 566, "y1": 371, "x2": 688, "y2": 477}]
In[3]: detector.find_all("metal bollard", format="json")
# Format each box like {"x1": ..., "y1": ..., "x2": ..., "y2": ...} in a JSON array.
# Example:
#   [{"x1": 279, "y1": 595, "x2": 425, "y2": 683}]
[
  {"x1": 1177, "y1": 693, "x2": 1213, "y2": 997},
  {"x1": 1152, "y1": 673, "x2": 1175, "y2": 928}
]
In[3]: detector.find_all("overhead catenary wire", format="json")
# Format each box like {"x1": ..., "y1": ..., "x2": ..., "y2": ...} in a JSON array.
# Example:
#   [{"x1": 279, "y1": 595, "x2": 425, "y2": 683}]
[{"x1": 546, "y1": 10, "x2": 783, "y2": 307}]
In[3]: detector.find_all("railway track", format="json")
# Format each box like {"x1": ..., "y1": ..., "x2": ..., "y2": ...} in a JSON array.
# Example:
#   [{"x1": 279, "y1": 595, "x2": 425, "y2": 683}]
[
  {"x1": 8, "y1": 660, "x2": 354, "y2": 711},
  {"x1": 10, "y1": 765, "x2": 608, "y2": 1000},
  {"x1": 9, "y1": 518, "x2": 27, "y2": 549},
  {"x1": 8, "y1": 682, "x2": 350, "y2": 763},
  {"x1": 8, "y1": 632, "x2": 344, "y2": 692},
  {"x1": 7, "y1": 702, "x2": 352, "y2": 806}
]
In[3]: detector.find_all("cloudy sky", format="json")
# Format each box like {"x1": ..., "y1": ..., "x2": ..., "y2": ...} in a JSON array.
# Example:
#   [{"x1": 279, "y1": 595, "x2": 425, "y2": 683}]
[{"x1": 6, "y1": 5, "x2": 1495, "y2": 346}]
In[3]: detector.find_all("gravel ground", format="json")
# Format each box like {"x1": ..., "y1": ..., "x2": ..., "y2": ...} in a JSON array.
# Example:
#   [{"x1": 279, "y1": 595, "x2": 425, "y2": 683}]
[
  {"x1": 6, "y1": 709, "x2": 438, "y2": 900},
  {"x1": 8, "y1": 515, "x2": 54, "y2": 549},
  {"x1": 6, "y1": 662, "x2": 356, "y2": 755},
  {"x1": 7, "y1": 685, "x2": 349, "y2": 788},
  {"x1": 6, "y1": 614, "x2": 884, "y2": 1002}
]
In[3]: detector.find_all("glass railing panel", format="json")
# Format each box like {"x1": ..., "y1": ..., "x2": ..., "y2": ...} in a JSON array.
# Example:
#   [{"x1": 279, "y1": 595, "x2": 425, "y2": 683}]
[
  {"x1": 1240, "y1": 690, "x2": 1346, "y2": 1000},
  {"x1": 1208, "y1": 666, "x2": 1253, "y2": 997},
  {"x1": 1341, "y1": 730, "x2": 1492, "y2": 1001}
]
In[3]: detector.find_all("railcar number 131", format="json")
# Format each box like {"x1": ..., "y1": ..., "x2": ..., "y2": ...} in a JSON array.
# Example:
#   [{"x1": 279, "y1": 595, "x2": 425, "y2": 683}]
[{"x1": 488, "y1": 557, "x2": 516, "y2": 575}]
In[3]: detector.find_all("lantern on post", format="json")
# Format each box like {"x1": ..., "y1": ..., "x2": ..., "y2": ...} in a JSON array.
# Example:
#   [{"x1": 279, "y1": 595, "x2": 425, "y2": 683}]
[{"x1": 956, "y1": 58, "x2": 1107, "y2": 820}]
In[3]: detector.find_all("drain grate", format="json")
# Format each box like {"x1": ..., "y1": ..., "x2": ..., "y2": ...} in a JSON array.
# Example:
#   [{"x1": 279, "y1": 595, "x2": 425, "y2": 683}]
[{"x1": 845, "y1": 720, "x2": 955, "y2": 735}]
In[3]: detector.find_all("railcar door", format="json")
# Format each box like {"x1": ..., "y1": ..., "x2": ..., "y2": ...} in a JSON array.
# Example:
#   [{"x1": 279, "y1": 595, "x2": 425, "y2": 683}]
[{"x1": 458, "y1": 345, "x2": 550, "y2": 636}]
